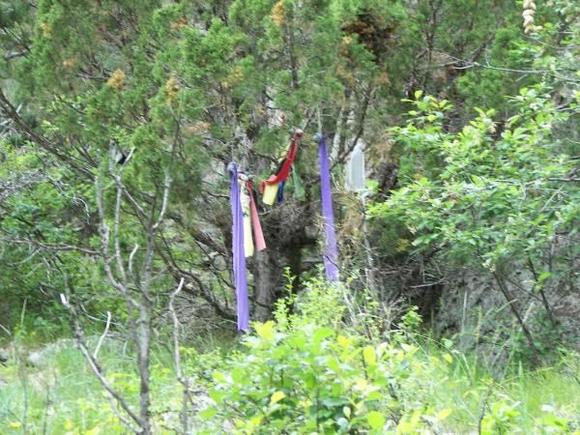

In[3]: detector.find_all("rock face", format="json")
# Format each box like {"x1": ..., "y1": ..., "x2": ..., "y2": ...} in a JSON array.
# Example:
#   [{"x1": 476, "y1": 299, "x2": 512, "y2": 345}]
[
  {"x1": 0, "y1": 347, "x2": 9, "y2": 364},
  {"x1": 434, "y1": 268, "x2": 520, "y2": 368},
  {"x1": 26, "y1": 338, "x2": 77, "y2": 367},
  {"x1": 433, "y1": 262, "x2": 580, "y2": 369}
]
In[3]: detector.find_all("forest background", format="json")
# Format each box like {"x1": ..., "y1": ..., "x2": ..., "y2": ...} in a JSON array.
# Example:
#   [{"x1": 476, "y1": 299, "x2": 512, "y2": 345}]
[{"x1": 0, "y1": 0, "x2": 578, "y2": 433}]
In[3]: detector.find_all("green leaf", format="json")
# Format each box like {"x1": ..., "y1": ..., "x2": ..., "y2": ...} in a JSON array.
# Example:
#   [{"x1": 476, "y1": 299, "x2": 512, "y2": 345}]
[
  {"x1": 337, "y1": 335, "x2": 352, "y2": 349},
  {"x1": 363, "y1": 346, "x2": 377, "y2": 366},
  {"x1": 537, "y1": 271, "x2": 552, "y2": 284},
  {"x1": 367, "y1": 411, "x2": 386, "y2": 430},
  {"x1": 313, "y1": 326, "x2": 334, "y2": 343},
  {"x1": 270, "y1": 391, "x2": 286, "y2": 405},
  {"x1": 212, "y1": 371, "x2": 227, "y2": 383},
  {"x1": 199, "y1": 407, "x2": 218, "y2": 420},
  {"x1": 208, "y1": 389, "x2": 227, "y2": 403},
  {"x1": 436, "y1": 408, "x2": 452, "y2": 421},
  {"x1": 254, "y1": 321, "x2": 275, "y2": 340},
  {"x1": 231, "y1": 367, "x2": 246, "y2": 383}
]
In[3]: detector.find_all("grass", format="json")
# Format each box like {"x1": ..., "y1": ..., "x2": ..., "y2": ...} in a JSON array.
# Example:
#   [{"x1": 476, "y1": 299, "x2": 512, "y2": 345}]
[
  {"x1": 438, "y1": 358, "x2": 580, "y2": 433},
  {"x1": 0, "y1": 331, "x2": 234, "y2": 434},
  {"x1": 410, "y1": 340, "x2": 579, "y2": 433},
  {"x1": 0, "y1": 333, "x2": 578, "y2": 434},
  {"x1": 0, "y1": 340, "x2": 138, "y2": 434}
]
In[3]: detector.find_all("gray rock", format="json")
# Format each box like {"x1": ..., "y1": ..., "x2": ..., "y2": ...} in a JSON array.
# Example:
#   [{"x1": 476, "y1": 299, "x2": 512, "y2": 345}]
[
  {"x1": 26, "y1": 338, "x2": 76, "y2": 368},
  {"x1": 0, "y1": 347, "x2": 8, "y2": 364}
]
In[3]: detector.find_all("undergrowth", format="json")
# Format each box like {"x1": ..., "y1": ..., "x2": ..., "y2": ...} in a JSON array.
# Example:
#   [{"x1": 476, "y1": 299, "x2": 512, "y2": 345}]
[{"x1": 0, "y1": 280, "x2": 578, "y2": 434}]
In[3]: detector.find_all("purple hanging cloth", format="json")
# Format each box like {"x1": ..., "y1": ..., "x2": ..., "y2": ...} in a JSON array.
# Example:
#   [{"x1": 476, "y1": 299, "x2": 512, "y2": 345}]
[
  {"x1": 317, "y1": 134, "x2": 339, "y2": 281},
  {"x1": 228, "y1": 162, "x2": 250, "y2": 331}
]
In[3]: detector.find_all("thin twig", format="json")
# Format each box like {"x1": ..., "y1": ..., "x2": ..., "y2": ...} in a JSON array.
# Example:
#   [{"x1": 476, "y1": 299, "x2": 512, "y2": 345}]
[
  {"x1": 61, "y1": 294, "x2": 142, "y2": 432},
  {"x1": 169, "y1": 278, "x2": 192, "y2": 434},
  {"x1": 93, "y1": 311, "x2": 112, "y2": 359}
]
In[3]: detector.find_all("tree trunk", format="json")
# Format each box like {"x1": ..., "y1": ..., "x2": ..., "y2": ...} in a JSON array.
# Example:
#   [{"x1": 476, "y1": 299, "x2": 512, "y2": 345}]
[
  {"x1": 253, "y1": 249, "x2": 280, "y2": 321},
  {"x1": 251, "y1": 200, "x2": 317, "y2": 320},
  {"x1": 137, "y1": 303, "x2": 152, "y2": 434}
]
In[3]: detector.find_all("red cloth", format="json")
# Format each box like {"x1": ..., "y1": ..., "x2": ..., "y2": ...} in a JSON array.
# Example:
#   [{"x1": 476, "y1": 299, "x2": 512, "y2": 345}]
[
  {"x1": 246, "y1": 181, "x2": 266, "y2": 252},
  {"x1": 259, "y1": 131, "x2": 302, "y2": 192}
]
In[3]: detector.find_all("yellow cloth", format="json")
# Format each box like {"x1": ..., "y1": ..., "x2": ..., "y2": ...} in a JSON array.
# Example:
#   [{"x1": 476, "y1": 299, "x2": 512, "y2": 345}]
[{"x1": 262, "y1": 182, "x2": 279, "y2": 206}]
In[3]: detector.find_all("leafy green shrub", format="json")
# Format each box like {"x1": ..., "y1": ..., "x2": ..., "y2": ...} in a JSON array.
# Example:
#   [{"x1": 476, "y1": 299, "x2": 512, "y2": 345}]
[
  {"x1": 370, "y1": 87, "x2": 577, "y2": 271},
  {"x1": 202, "y1": 320, "x2": 451, "y2": 433},
  {"x1": 198, "y1": 278, "x2": 578, "y2": 434},
  {"x1": 200, "y1": 283, "x2": 453, "y2": 434},
  {"x1": 369, "y1": 86, "x2": 578, "y2": 359}
]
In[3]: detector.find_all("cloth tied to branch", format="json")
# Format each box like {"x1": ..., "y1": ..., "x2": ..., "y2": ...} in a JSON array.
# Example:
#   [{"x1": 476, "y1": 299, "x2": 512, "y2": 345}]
[
  {"x1": 228, "y1": 162, "x2": 250, "y2": 331},
  {"x1": 260, "y1": 129, "x2": 303, "y2": 205},
  {"x1": 246, "y1": 180, "x2": 266, "y2": 253},
  {"x1": 317, "y1": 134, "x2": 339, "y2": 281}
]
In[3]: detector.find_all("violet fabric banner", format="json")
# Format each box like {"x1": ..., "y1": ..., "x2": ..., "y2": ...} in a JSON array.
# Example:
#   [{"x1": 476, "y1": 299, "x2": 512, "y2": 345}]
[
  {"x1": 228, "y1": 163, "x2": 250, "y2": 331},
  {"x1": 317, "y1": 135, "x2": 339, "y2": 281}
]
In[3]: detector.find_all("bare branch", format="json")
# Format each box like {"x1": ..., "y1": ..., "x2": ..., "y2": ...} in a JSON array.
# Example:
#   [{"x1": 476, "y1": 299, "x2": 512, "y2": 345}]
[
  {"x1": 95, "y1": 174, "x2": 139, "y2": 308},
  {"x1": 61, "y1": 295, "x2": 143, "y2": 431},
  {"x1": 93, "y1": 311, "x2": 112, "y2": 359},
  {"x1": 169, "y1": 278, "x2": 192, "y2": 434},
  {"x1": 153, "y1": 172, "x2": 172, "y2": 231},
  {"x1": 332, "y1": 85, "x2": 374, "y2": 169},
  {"x1": 128, "y1": 244, "x2": 140, "y2": 278},
  {"x1": 142, "y1": 171, "x2": 172, "y2": 295},
  {"x1": 0, "y1": 236, "x2": 100, "y2": 256},
  {"x1": 113, "y1": 182, "x2": 128, "y2": 283}
]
